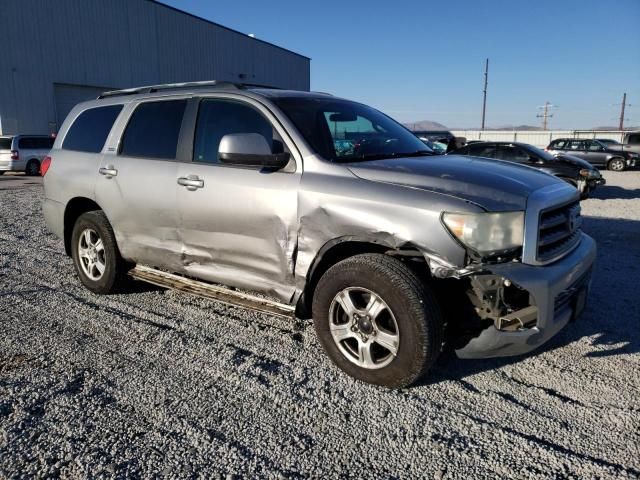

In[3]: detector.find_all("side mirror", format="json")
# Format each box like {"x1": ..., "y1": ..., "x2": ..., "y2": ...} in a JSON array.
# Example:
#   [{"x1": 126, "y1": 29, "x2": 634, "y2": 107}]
[{"x1": 218, "y1": 133, "x2": 290, "y2": 169}]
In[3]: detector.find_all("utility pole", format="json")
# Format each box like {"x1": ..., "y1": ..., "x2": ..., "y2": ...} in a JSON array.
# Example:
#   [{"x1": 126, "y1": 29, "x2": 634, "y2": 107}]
[
  {"x1": 481, "y1": 58, "x2": 489, "y2": 130},
  {"x1": 619, "y1": 92, "x2": 627, "y2": 130},
  {"x1": 536, "y1": 101, "x2": 555, "y2": 130}
]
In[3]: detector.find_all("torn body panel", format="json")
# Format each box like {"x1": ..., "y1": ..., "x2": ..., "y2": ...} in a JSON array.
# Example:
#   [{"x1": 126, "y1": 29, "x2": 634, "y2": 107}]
[{"x1": 455, "y1": 233, "x2": 596, "y2": 358}]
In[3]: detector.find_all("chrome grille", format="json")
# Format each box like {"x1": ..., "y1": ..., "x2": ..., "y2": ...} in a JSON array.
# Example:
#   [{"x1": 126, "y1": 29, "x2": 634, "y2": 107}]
[{"x1": 537, "y1": 201, "x2": 581, "y2": 262}]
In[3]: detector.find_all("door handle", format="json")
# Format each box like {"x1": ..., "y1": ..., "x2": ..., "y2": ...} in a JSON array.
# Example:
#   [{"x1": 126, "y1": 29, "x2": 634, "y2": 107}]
[
  {"x1": 177, "y1": 176, "x2": 204, "y2": 190},
  {"x1": 99, "y1": 166, "x2": 118, "y2": 178}
]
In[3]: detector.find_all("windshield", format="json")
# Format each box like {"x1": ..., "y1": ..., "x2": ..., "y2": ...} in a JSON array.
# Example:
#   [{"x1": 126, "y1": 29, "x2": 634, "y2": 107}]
[{"x1": 272, "y1": 96, "x2": 433, "y2": 162}]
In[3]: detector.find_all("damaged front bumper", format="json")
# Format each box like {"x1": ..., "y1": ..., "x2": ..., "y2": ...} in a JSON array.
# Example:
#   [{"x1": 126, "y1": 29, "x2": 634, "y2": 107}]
[{"x1": 455, "y1": 232, "x2": 597, "y2": 359}]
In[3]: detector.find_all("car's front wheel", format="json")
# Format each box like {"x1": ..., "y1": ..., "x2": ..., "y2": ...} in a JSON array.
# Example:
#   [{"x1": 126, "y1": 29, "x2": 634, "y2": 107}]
[
  {"x1": 71, "y1": 211, "x2": 130, "y2": 294},
  {"x1": 312, "y1": 253, "x2": 444, "y2": 388},
  {"x1": 608, "y1": 157, "x2": 626, "y2": 171}
]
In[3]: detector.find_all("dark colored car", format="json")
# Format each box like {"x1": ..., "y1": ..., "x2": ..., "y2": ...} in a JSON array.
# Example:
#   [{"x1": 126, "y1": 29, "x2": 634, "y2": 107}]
[
  {"x1": 452, "y1": 141, "x2": 605, "y2": 198},
  {"x1": 546, "y1": 138, "x2": 638, "y2": 171}
]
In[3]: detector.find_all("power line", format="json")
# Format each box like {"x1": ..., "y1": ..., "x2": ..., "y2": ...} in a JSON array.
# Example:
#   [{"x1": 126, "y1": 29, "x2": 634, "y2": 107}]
[{"x1": 536, "y1": 101, "x2": 557, "y2": 130}]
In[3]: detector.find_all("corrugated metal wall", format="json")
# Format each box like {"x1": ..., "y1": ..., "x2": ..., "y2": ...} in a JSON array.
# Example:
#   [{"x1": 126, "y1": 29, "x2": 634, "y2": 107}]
[
  {"x1": 0, "y1": 0, "x2": 310, "y2": 135},
  {"x1": 451, "y1": 130, "x2": 628, "y2": 148}
]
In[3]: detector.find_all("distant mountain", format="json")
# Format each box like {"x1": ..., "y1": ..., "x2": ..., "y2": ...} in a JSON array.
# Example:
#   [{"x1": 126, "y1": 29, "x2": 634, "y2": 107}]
[
  {"x1": 404, "y1": 120, "x2": 449, "y2": 131},
  {"x1": 591, "y1": 126, "x2": 640, "y2": 131}
]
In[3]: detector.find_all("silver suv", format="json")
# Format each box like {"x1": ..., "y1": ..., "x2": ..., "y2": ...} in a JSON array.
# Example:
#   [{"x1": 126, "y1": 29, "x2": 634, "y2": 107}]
[
  {"x1": 43, "y1": 81, "x2": 596, "y2": 388},
  {"x1": 0, "y1": 135, "x2": 54, "y2": 175}
]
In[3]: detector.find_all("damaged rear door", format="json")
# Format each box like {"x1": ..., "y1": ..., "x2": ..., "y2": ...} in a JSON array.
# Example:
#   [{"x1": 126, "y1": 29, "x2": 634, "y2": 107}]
[{"x1": 175, "y1": 96, "x2": 301, "y2": 302}]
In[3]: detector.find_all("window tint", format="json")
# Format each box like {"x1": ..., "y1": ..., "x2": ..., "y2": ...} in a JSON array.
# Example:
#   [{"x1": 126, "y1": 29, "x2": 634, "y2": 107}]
[
  {"x1": 627, "y1": 134, "x2": 640, "y2": 145},
  {"x1": 495, "y1": 145, "x2": 531, "y2": 162},
  {"x1": 567, "y1": 140, "x2": 585, "y2": 150},
  {"x1": 587, "y1": 141, "x2": 603, "y2": 151},
  {"x1": 18, "y1": 137, "x2": 53, "y2": 149},
  {"x1": 551, "y1": 140, "x2": 566, "y2": 149},
  {"x1": 468, "y1": 144, "x2": 496, "y2": 158},
  {"x1": 120, "y1": 100, "x2": 186, "y2": 159},
  {"x1": 62, "y1": 105, "x2": 123, "y2": 153},
  {"x1": 193, "y1": 99, "x2": 274, "y2": 164},
  {"x1": 0, "y1": 137, "x2": 12, "y2": 150}
]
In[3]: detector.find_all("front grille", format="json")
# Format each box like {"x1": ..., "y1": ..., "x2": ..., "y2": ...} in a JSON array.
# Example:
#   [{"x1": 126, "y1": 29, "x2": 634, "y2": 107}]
[{"x1": 537, "y1": 201, "x2": 581, "y2": 262}]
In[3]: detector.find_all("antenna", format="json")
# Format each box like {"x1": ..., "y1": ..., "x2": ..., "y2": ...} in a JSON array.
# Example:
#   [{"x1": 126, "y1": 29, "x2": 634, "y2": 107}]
[{"x1": 536, "y1": 101, "x2": 557, "y2": 130}]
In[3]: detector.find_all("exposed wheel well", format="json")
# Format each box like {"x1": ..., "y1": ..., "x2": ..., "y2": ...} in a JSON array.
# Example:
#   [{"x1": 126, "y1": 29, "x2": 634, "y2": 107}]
[
  {"x1": 296, "y1": 240, "x2": 425, "y2": 318},
  {"x1": 63, "y1": 197, "x2": 102, "y2": 256}
]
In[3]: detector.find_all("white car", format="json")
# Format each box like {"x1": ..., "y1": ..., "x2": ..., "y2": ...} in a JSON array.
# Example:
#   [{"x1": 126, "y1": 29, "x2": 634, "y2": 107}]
[{"x1": 0, "y1": 135, "x2": 55, "y2": 175}]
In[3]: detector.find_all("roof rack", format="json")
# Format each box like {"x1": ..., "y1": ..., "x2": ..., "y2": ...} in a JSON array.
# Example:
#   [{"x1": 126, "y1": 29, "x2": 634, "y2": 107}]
[{"x1": 97, "y1": 80, "x2": 281, "y2": 99}]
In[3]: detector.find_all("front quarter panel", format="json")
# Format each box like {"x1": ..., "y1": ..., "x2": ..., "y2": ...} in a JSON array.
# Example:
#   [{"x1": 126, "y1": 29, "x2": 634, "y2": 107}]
[{"x1": 294, "y1": 159, "x2": 478, "y2": 291}]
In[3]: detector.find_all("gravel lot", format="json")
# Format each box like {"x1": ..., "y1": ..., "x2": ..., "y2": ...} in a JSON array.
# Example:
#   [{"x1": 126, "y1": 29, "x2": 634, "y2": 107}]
[{"x1": 1, "y1": 172, "x2": 639, "y2": 478}]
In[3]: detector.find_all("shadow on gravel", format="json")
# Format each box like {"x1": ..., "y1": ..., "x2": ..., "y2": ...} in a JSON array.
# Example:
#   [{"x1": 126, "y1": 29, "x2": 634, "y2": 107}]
[
  {"x1": 422, "y1": 216, "x2": 640, "y2": 386},
  {"x1": 590, "y1": 184, "x2": 640, "y2": 200}
]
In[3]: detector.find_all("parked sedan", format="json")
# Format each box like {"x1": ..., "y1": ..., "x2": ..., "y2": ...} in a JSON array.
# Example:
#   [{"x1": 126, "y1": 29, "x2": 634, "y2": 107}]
[
  {"x1": 452, "y1": 141, "x2": 605, "y2": 198},
  {"x1": 546, "y1": 138, "x2": 637, "y2": 171}
]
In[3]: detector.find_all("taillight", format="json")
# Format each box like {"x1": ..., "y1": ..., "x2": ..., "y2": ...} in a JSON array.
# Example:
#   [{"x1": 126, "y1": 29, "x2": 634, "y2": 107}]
[
  {"x1": 10, "y1": 150, "x2": 19, "y2": 160},
  {"x1": 40, "y1": 156, "x2": 52, "y2": 176}
]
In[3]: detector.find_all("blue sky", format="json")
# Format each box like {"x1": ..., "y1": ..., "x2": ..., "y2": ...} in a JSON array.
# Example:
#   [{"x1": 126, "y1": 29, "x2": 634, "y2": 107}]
[{"x1": 163, "y1": 0, "x2": 640, "y2": 129}]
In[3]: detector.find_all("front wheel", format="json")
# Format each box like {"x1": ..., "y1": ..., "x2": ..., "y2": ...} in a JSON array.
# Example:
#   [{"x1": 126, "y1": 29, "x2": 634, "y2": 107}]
[
  {"x1": 71, "y1": 210, "x2": 131, "y2": 294},
  {"x1": 312, "y1": 254, "x2": 444, "y2": 388},
  {"x1": 607, "y1": 157, "x2": 626, "y2": 171}
]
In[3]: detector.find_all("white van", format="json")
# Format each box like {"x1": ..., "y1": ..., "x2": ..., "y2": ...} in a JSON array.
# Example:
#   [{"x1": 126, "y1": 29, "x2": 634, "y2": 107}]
[{"x1": 0, "y1": 135, "x2": 55, "y2": 175}]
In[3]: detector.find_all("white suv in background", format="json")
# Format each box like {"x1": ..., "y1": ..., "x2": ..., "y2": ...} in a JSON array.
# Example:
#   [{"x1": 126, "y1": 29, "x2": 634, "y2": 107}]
[{"x1": 0, "y1": 135, "x2": 55, "y2": 175}]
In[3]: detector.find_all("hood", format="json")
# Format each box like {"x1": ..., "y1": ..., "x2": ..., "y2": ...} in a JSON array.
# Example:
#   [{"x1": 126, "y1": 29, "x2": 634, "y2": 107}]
[
  {"x1": 555, "y1": 154, "x2": 596, "y2": 170},
  {"x1": 346, "y1": 155, "x2": 564, "y2": 211}
]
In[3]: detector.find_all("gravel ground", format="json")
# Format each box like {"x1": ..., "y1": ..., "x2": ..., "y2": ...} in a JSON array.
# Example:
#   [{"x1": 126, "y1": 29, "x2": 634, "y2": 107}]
[{"x1": 1, "y1": 172, "x2": 639, "y2": 479}]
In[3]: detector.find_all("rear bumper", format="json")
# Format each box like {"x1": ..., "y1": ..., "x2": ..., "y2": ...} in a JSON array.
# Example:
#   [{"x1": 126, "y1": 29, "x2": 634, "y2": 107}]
[
  {"x1": 42, "y1": 197, "x2": 65, "y2": 240},
  {"x1": 456, "y1": 233, "x2": 596, "y2": 359}
]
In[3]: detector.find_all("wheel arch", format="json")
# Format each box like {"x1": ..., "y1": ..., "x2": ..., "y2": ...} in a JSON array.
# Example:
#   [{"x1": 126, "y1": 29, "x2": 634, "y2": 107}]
[
  {"x1": 295, "y1": 237, "x2": 426, "y2": 318},
  {"x1": 63, "y1": 197, "x2": 103, "y2": 256}
]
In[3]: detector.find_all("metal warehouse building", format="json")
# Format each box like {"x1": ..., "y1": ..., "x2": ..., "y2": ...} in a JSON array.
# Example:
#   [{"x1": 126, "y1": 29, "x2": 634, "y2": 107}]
[{"x1": 0, "y1": 0, "x2": 310, "y2": 135}]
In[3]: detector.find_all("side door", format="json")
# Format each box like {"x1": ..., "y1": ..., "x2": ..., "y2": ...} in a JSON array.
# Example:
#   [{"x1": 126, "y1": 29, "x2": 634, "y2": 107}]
[
  {"x1": 583, "y1": 140, "x2": 608, "y2": 166},
  {"x1": 175, "y1": 95, "x2": 302, "y2": 302},
  {"x1": 95, "y1": 98, "x2": 188, "y2": 270},
  {"x1": 565, "y1": 140, "x2": 590, "y2": 163}
]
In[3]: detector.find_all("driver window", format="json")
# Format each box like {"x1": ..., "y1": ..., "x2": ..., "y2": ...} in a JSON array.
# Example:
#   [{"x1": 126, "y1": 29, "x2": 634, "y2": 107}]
[
  {"x1": 587, "y1": 141, "x2": 602, "y2": 151},
  {"x1": 193, "y1": 99, "x2": 281, "y2": 164}
]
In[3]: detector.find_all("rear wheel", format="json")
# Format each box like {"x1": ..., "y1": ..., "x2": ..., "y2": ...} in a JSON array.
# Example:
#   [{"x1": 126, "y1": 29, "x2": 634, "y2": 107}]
[
  {"x1": 25, "y1": 159, "x2": 40, "y2": 176},
  {"x1": 312, "y1": 253, "x2": 444, "y2": 388},
  {"x1": 71, "y1": 211, "x2": 131, "y2": 294},
  {"x1": 607, "y1": 157, "x2": 625, "y2": 171}
]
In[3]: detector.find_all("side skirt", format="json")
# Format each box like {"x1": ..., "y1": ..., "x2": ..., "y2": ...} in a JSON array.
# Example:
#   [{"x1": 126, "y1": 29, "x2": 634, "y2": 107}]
[{"x1": 129, "y1": 265, "x2": 296, "y2": 319}]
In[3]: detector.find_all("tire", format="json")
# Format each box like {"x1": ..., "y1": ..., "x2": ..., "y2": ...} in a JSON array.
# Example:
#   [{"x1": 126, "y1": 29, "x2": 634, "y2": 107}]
[
  {"x1": 607, "y1": 157, "x2": 625, "y2": 171},
  {"x1": 25, "y1": 159, "x2": 40, "y2": 176},
  {"x1": 71, "y1": 210, "x2": 131, "y2": 294},
  {"x1": 312, "y1": 253, "x2": 444, "y2": 388}
]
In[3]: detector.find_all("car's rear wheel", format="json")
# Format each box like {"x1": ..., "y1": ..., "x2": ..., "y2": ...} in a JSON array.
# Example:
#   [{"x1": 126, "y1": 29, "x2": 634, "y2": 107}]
[
  {"x1": 312, "y1": 253, "x2": 444, "y2": 388},
  {"x1": 25, "y1": 159, "x2": 40, "y2": 176},
  {"x1": 71, "y1": 210, "x2": 131, "y2": 294},
  {"x1": 607, "y1": 157, "x2": 625, "y2": 171}
]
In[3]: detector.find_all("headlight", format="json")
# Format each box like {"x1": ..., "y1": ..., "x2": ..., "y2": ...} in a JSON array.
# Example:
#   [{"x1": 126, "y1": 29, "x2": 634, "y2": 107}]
[
  {"x1": 579, "y1": 168, "x2": 599, "y2": 178},
  {"x1": 442, "y1": 211, "x2": 524, "y2": 256}
]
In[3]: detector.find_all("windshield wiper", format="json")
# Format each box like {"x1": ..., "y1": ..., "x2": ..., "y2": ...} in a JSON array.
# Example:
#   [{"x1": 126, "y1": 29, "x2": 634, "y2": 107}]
[{"x1": 343, "y1": 150, "x2": 434, "y2": 162}]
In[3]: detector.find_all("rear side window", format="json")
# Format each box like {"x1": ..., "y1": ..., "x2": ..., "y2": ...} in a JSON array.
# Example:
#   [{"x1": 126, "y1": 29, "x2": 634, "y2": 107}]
[
  {"x1": 550, "y1": 140, "x2": 566, "y2": 149},
  {"x1": 495, "y1": 145, "x2": 530, "y2": 162},
  {"x1": 0, "y1": 138, "x2": 12, "y2": 150},
  {"x1": 627, "y1": 134, "x2": 640, "y2": 145},
  {"x1": 62, "y1": 105, "x2": 123, "y2": 153},
  {"x1": 468, "y1": 144, "x2": 496, "y2": 158},
  {"x1": 567, "y1": 140, "x2": 585, "y2": 150},
  {"x1": 120, "y1": 100, "x2": 187, "y2": 159},
  {"x1": 18, "y1": 137, "x2": 54, "y2": 149}
]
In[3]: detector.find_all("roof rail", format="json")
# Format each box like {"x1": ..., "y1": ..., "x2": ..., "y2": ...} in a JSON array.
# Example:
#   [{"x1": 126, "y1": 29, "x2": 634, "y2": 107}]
[{"x1": 97, "y1": 80, "x2": 282, "y2": 99}]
